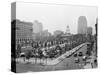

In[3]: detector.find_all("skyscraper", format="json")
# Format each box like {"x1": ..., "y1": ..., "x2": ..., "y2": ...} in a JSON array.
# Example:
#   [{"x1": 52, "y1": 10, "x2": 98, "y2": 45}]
[
  {"x1": 78, "y1": 16, "x2": 87, "y2": 34},
  {"x1": 33, "y1": 20, "x2": 43, "y2": 33}
]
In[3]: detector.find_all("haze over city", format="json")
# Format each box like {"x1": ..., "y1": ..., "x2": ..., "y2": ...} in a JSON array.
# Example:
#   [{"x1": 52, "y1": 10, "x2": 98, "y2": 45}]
[{"x1": 16, "y1": 2, "x2": 97, "y2": 34}]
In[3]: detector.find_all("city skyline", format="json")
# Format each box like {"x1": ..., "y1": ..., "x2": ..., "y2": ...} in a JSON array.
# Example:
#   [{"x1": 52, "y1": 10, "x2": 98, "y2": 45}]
[
  {"x1": 15, "y1": 19, "x2": 95, "y2": 35},
  {"x1": 11, "y1": 2, "x2": 98, "y2": 73},
  {"x1": 16, "y1": 2, "x2": 97, "y2": 34}
]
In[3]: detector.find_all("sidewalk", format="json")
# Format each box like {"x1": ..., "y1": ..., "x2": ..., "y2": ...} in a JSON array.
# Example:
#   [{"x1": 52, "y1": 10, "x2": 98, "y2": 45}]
[{"x1": 83, "y1": 42, "x2": 97, "y2": 69}]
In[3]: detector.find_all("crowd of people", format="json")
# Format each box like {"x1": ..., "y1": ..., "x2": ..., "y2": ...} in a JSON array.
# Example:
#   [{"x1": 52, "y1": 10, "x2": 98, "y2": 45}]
[{"x1": 15, "y1": 34, "x2": 90, "y2": 59}]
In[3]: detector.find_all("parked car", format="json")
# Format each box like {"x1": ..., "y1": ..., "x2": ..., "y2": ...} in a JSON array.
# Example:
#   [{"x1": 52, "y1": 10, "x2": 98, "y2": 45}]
[
  {"x1": 82, "y1": 56, "x2": 87, "y2": 61},
  {"x1": 78, "y1": 52, "x2": 83, "y2": 56},
  {"x1": 20, "y1": 52, "x2": 25, "y2": 57}
]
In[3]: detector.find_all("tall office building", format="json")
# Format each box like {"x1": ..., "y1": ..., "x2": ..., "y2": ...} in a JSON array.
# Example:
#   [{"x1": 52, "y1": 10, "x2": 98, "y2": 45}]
[
  {"x1": 78, "y1": 16, "x2": 87, "y2": 34},
  {"x1": 33, "y1": 20, "x2": 43, "y2": 33}
]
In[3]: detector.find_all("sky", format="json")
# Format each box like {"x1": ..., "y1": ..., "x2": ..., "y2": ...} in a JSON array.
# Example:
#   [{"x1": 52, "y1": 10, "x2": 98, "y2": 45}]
[{"x1": 16, "y1": 2, "x2": 98, "y2": 34}]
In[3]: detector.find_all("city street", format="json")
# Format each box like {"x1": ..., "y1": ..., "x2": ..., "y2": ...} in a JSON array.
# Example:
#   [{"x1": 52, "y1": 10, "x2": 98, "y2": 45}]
[
  {"x1": 16, "y1": 42, "x2": 89, "y2": 73},
  {"x1": 10, "y1": 3, "x2": 98, "y2": 73}
]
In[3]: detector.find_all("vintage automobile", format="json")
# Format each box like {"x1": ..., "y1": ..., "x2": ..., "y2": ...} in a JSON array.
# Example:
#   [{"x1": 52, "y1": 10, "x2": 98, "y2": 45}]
[
  {"x1": 82, "y1": 56, "x2": 87, "y2": 61},
  {"x1": 74, "y1": 53, "x2": 77, "y2": 57},
  {"x1": 78, "y1": 52, "x2": 83, "y2": 56}
]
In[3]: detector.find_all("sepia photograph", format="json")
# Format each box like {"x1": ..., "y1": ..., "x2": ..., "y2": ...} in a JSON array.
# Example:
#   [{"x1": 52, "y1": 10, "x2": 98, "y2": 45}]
[{"x1": 11, "y1": 2, "x2": 98, "y2": 73}]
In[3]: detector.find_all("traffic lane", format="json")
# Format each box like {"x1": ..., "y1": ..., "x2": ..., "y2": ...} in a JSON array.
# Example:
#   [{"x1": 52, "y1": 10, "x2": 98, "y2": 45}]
[
  {"x1": 46, "y1": 44, "x2": 88, "y2": 70},
  {"x1": 72, "y1": 44, "x2": 87, "y2": 61},
  {"x1": 65, "y1": 44, "x2": 87, "y2": 69},
  {"x1": 49, "y1": 43, "x2": 89, "y2": 65}
]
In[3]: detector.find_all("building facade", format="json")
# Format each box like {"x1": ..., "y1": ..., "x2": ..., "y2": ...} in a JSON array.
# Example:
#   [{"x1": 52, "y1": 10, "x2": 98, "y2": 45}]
[
  {"x1": 16, "y1": 19, "x2": 33, "y2": 40},
  {"x1": 78, "y1": 16, "x2": 87, "y2": 34},
  {"x1": 41, "y1": 30, "x2": 51, "y2": 37},
  {"x1": 87, "y1": 27, "x2": 93, "y2": 35},
  {"x1": 53, "y1": 30, "x2": 64, "y2": 37},
  {"x1": 65, "y1": 25, "x2": 71, "y2": 36},
  {"x1": 33, "y1": 20, "x2": 43, "y2": 33}
]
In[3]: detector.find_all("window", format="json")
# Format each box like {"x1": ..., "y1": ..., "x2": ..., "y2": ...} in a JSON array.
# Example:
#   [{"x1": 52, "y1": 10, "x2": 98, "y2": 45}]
[{"x1": 16, "y1": 27, "x2": 20, "y2": 30}]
